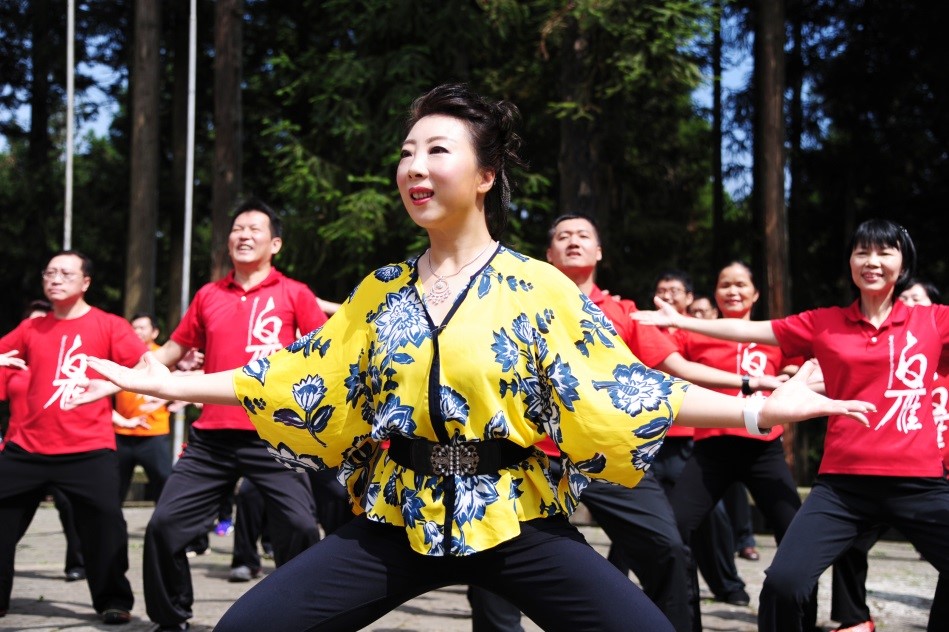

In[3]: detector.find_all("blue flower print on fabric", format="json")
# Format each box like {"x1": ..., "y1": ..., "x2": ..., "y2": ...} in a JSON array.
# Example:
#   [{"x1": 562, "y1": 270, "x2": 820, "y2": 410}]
[
  {"x1": 286, "y1": 330, "x2": 330, "y2": 358},
  {"x1": 477, "y1": 260, "x2": 534, "y2": 299},
  {"x1": 369, "y1": 287, "x2": 429, "y2": 353},
  {"x1": 242, "y1": 357, "x2": 270, "y2": 386},
  {"x1": 592, "y1": 363, "x2": 674, "y2": 418},
  {"x1": 453, "y1": 475, "x2": 501, "y2": 527},
  {"x1": 575, "y1": 294, "x2": 619, "y2": 357},
  {"x1": 423, "y1": 520, "x2": 445, "y2": 556},
  {"x1": 272, "y1": 374, "x2": 336, "y2": 447},
  {"x1": 400, "y1": 487, "x2": 425, "y2": 528},
  {"x1": 371, "y1": 393, "x2": 416, "y2": 440},
  {"x1": 482, "y1": 411, "x2": 511, "y2": 439},
  {"x1": 439, "y1": 386, "x2": 470, "y2": 426},
  {"x1": 267, "y1": 443, "x2": 327, "y2": 472},
  {"x1": 631, "y1": 438, "x2": 665, "y2": 471},
  {"x1": 374, "y1": 264, "x2": 403, "y2": 282}
]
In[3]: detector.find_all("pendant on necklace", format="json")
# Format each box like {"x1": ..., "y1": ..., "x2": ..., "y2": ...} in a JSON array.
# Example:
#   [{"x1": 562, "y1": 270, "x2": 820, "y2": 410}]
[{"x1": 426, "y1": 276, "x2": 452, "y2": 306}]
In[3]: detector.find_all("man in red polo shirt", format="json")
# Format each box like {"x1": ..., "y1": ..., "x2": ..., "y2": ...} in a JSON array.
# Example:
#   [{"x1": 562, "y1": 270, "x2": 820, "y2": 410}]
[
  {"x1": 143, "y1": 199, "x2": 327, "y2": 631},
  {"x1": 0, "y1": 251, "x2": 146, "y2": 624}
]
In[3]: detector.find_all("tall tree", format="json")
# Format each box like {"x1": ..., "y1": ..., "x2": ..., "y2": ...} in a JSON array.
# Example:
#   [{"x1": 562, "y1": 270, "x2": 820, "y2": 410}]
[
  {"x1": 210, "y1": 0, "x2": 243, "y2": 279},
  {"x1": 125, "y1": 0, "x2": 161, "y2": 317},
  {"x1": 752, "y1": 0, "x2": 789, "y2": 318}
]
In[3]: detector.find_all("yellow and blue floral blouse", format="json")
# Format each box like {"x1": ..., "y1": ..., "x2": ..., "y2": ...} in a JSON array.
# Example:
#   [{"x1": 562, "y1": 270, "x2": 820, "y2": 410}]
[{"x1": 233, "y1": 245, "x2": 688, "y2": 556}]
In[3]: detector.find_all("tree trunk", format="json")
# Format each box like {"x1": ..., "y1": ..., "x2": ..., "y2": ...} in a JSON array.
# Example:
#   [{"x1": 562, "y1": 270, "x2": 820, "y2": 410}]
[
  {"x1": 711, "y1": 0, "x2": 725, "y2": 271},
  {"x1": 210, "y1": 0, "x2": 243, "y2": 280},
  {"x1": 753, "y1": 0, "x2": 789, "y2": 319},
  {"x1": 557, "y1": 16, "x2": 595, "y2": 219},
  {"x1": 125, "y1": 0, "x2": 161, "y2": 318},
  {"x1": 753, "y1": 0, "x2": 792, "y2": 470},
  {"x1": 27, "y1": 0, "x2": 53, "y2": 270}
]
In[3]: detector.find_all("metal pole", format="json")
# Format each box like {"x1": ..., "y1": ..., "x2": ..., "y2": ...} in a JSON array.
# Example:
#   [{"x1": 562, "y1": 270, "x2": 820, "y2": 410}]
[
  {"x1": 172, "y1": 0, "x2": 198, "y2": 463},
  {"x1": 64, "y1": 0, "x2": 75, "y2": 249}
]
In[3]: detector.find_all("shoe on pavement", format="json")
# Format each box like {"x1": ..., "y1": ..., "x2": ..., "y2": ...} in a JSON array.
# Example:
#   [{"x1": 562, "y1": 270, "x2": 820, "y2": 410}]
[
  {"x1": 154, "y1": 623, "x2": 190, "y2": 631},
  {"x1": 214, "y1": 518, "x2": 234, "y2": 536},
  {"x1": 261, "y1": 542, "x2": 274, "y2": 559},
  {"x1": 65, "y1": 566, "x2": 86, "y2": 582},
  {"x1": 835, "y1": 621, "x2": 875, "y2": 632},
  {"x1": 738, "y1": 546, "x2": 760, "y2": 561},
  {"x1": 721, "y1": 589, "x2": 751, "y2": 606},
  {"x1": 101, "y1": 608, "x2": 132, "y2": 624},
  {"x1": 228, "y1": 565, "x2": 261, "y2": 582}
]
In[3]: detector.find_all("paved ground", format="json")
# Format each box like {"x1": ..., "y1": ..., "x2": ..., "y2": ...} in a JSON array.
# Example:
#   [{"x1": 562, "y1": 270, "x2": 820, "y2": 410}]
[{"x1": 1, "y1": 504, "x2": 937, "y2": 631}]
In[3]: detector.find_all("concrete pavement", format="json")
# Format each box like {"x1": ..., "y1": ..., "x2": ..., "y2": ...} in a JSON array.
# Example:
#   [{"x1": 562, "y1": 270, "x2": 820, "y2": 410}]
[{"x1": 1, "y1": 504, "x2": 937, "y2": 631}]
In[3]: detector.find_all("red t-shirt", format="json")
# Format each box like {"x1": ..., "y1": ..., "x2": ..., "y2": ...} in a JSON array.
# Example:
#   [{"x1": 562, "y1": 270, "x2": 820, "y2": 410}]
[
  {"x1": 772, "y1": 301, "x2": 949, "y2": 477},
  {"x1": 0, "y1": 367, "x2": 30, "y2": 448},
  {"x1": 930, "y1": 371, "x2": 949, "y2": 471},
  {"x1": 172, "y1": 268, "x2": 327, "y2": 431},
  {"x1": 0, "y1": 308, "x2": 147, "y2": 454},
  {"x1": 678, "y1": 330, "x2": 786, "y2": 442}
]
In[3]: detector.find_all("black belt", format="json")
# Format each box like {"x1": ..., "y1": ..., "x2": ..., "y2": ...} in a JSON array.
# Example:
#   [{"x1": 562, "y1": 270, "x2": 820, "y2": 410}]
[{"x1": 388, "y1": 435, "x2": 534, "y2": 476}]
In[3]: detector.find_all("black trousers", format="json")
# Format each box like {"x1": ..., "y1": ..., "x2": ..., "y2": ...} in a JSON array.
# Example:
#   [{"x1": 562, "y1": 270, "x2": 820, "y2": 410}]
[
  {"x1": 216, "y1": 514, "x2": 675, "y2": 632},
  {"x1": 759, "y1": 475, "x2": 949, "y2": 632},
  {"x1": 0, "y1": 444, "x2": 133, "y2": 613},
  {"x1": 468, "y1": 467, "x2": 691, "y2": 632},
  {"x1": 669, "y1": 436, "x2": 805, "y2": 631},
  {"x1": 232, "y1": 467, "x2": 351, "y2": 570},
  {"x1": 143, "y1": 429, "x2": 319, "y2": 627},
  {"x1": 115, "y1": 433, "x2": 173, "y2": 503},
  {"x1": 652, "y1": 436, "x2": 747, "y2": 602}
]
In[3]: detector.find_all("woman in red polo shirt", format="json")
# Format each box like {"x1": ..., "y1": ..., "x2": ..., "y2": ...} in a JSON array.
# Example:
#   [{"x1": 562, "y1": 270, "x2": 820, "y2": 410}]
[
  {"x1": 665, "y1": 261, "x2": 805, "y2": 629},
  {"x1": 634, "y1": 219, "x2": 949, "y2": 632}
]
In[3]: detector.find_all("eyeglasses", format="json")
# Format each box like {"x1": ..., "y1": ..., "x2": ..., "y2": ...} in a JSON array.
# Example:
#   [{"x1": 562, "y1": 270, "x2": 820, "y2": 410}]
[
  {"x1": 655, "y1": 287, "x2": 686, "y2": 298},
  {"x1": 41, "y1": 269, "x2": 82, "y2": 282}
]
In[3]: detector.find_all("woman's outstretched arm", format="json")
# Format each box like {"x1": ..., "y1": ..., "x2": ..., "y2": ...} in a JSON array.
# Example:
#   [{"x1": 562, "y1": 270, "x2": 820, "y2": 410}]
[
  {"x1": 633, "y1": 297, "x2": 780, "y2": 345},
  {"x1": 675, "y1": 360, "x2": 873, "y2": 430},
  {"x1": 87, "y1": 352, "x2": 239, "y2": 406}
]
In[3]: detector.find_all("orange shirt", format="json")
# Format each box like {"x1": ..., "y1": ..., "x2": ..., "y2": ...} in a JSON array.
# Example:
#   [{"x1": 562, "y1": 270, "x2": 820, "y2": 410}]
[{"x1": 114, "y1": 342, "x2": 170, "y2": 437}]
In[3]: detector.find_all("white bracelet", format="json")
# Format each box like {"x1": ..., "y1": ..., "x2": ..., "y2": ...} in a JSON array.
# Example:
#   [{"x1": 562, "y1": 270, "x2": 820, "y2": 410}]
[{"x1": 742, "y1": 398, "x2": 771, "y2": 436}]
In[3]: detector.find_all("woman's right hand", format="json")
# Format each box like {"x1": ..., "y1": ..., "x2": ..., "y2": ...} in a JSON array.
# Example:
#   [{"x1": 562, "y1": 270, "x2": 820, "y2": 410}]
[
  {"x1": 631, "y1": 297, "x2": 683, "y2": 328},
  {"x1": 89, "y1": 352, "x2": 171, "y2": 398},
  {"x1": 0, "y1": 350, "x2": 27, "y2": 370}
]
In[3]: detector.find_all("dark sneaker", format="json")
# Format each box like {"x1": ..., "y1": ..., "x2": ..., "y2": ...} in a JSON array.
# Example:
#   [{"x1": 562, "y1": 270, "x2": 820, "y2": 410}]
[
  {"x1": 101, "y1": 608, "x2": 132, "y2": 624},
  {"x1": 154, "y1": 623, "x2": 190, "y2": 631},
  {"x1": 65, "y1": 566, "x2": 86, "y2": 582},
  {"x1": 721, "y1": 589, "x2": 751, "y2": 606}
]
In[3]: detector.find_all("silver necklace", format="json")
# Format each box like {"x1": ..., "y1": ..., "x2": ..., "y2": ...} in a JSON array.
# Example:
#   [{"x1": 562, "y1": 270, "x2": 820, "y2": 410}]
[{"x1": 424, "y1": 241, "x2": 495, "y2": 306}]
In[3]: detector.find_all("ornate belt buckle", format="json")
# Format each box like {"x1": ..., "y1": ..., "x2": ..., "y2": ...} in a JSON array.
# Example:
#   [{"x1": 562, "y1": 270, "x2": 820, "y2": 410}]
[{"x1": 431, "y1": 443, "x2": 479, "y2": 476}]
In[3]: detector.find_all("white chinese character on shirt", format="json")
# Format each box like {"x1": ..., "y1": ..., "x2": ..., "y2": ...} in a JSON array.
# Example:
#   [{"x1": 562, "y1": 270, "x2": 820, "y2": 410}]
[
  {"x1": 44, "y1": 335, "x2": 89, "y2": 410},
  {"x1": 931, "y1": 381, "x2": 947, "y2": 451},
  {"x1": 246, "y1": 296, "x2": 284, "y2": 361},
  {"x1": 877, "y1": 331, "x2": 926, "y2": 433}
]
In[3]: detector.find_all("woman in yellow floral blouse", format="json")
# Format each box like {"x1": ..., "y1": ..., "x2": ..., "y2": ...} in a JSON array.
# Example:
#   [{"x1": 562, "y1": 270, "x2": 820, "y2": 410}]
[{"x1": 87, "y1": 84, "x2": 873, "y2": 632}]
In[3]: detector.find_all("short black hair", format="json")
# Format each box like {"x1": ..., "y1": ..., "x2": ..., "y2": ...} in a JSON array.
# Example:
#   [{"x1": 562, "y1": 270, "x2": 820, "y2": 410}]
[
  {"x1": 130, "y1": 312, "x2": 159, "y2": 329},
  {"x1": 230, "y1": 198, "x2": 283, "y2": 239},
  {"x1": 49, "y1": 250, "x2": 94, "y2": 277},
  {"x1": 547, "y1": 213, "x2": 600, "y2": 247},
  {"x1": 653, "y1": 269, "x2": 693, "y2": 294},
  {"x1": 849, "y1": 219, "x2": 917, "y2": 297}
]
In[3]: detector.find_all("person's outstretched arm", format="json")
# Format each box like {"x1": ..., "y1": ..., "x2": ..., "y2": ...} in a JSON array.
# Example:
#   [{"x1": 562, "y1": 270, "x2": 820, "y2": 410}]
[
  {"x1": 633, "y1": 297, "x2": 779, "y2": 345},
  {"x1": 675, "y1": 360, "x2": 873, "y2": 431},
  {"x1": 87, "y1": 352, "x2": 239, "y2": 406}
]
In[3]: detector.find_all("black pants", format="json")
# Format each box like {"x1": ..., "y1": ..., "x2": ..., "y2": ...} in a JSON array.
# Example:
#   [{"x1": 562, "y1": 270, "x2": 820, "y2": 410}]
[
  {"x1": 760, "y1": 475, "x2": 949, "y2": 632},
  {"x1": 670, "y1": 436, "x2": 805, "y2": 631},
  {"x1": 143, "y1": 429, "x2": 319, "y2": 627},
  {"x1": 232, "y1": 468, "x2": 351, "y2": 570},
  {"x1": 216, "y1": 514, "x2": 674, "y2": 632},
  {"x1": 115, "y1": 433, "x2": 173, "y2": 503},
  {"x1": 652, "y1": 436, "x2": 747, "y2": 602},
  {"x1": 0, "y1": 444, "x2": 133, "y2": 613},
  {"x1": 468, "y1": 467, "x2": 691, "y2": 632}
]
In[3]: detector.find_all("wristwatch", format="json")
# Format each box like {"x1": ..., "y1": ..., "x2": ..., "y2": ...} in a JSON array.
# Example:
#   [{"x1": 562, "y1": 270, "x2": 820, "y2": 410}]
[{"x1": 741, "y1": 374, "x2": 754, "y2": 396}]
